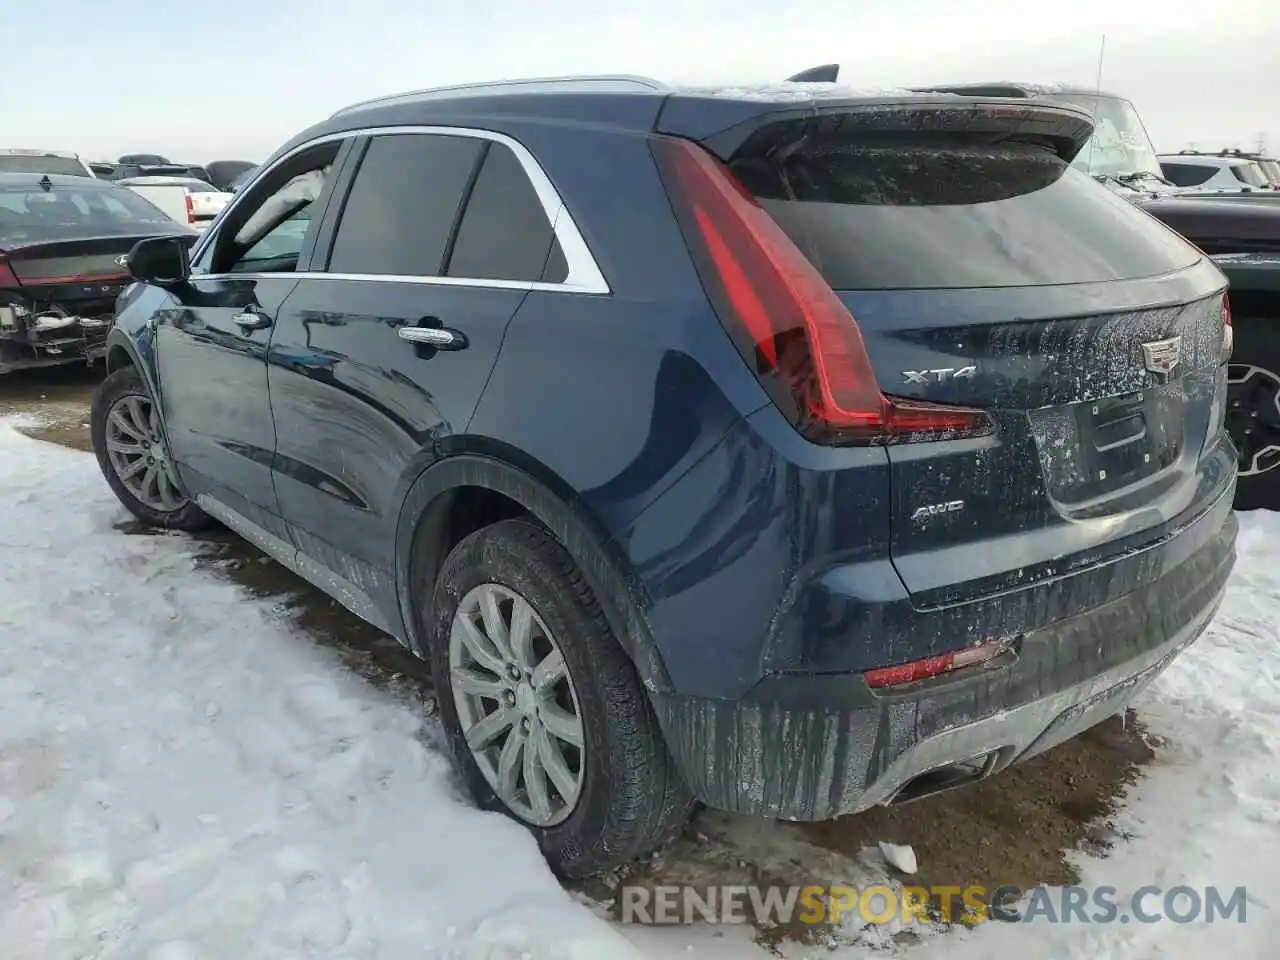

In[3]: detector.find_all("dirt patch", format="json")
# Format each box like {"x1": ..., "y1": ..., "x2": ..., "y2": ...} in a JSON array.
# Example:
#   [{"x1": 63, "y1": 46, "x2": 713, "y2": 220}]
[
  {"x1": 797, "y1": 710, "x2": 1155, "y2": 914},
  {"x1": 0, "y1": 364, "x2": 100, "y2": 451}
]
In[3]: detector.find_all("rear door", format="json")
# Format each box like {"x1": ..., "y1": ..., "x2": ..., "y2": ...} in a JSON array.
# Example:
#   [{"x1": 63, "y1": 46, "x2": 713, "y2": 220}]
[
  {"x1": 674, "y1": 100, "x2": 1233, "y2": 606},
  {"x1": 267, "y1": 130, "x2": 566, "y2": 575}
]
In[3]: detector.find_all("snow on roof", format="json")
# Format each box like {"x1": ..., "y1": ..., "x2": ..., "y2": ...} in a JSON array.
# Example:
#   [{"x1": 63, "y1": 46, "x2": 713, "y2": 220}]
[{"x1": 672, "y1": 81, "x2": 953, "y2": 102}]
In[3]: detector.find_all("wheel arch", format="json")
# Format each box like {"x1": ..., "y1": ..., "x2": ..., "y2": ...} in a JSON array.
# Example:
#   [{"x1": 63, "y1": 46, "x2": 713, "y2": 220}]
[
  {"x1": 104, "y1": 328, "x2": 161, "y2": 399},
  {"x1": 393, "y1": 445, "x2": 675, "y2": 695}
]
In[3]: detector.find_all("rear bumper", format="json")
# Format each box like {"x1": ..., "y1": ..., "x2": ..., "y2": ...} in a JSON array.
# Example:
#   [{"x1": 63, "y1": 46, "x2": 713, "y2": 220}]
[
  {"x1": 650, "y1": 503, "x2": 1236, "y2": 821},
  {"x1": 0, "y1": 322, "x2": 109, "y2": 374}
]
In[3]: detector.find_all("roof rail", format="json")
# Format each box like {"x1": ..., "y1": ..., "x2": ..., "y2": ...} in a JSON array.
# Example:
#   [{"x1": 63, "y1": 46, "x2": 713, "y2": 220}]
[{"x1": 331, "y1": 75, "x2": 671, "y2": 118}]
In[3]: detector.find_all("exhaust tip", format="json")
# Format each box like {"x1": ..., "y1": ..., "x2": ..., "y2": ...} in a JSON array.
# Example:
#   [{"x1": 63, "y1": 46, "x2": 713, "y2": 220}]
[{"x1": 886, "y1": 751, "x2": 1003, "y2": 805}]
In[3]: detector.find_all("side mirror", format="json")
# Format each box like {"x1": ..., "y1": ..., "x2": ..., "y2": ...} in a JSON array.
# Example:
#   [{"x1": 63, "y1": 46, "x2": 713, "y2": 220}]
[{"x1": 128, "y1": 236, "x2": 190, "y2": 286}]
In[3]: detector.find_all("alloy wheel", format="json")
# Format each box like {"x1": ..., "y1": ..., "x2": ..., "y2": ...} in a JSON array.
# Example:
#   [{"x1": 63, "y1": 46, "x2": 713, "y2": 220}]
[
  {"x1": 1226, "y1": 364, "x2": 1280, "y2": 477},
  {"x1": 104, "y1": 394, "x2": 188, "y2": 512},
  {"x1": 448, "y1": 582, "x2": 586, "y2": 827}
]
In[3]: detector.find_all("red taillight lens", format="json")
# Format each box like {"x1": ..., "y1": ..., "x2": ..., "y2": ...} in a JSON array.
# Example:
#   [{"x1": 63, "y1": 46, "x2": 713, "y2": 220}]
[
  {"x1": 864, "y1": 638, "x2": 1012, "y2": 689},
  {"x1": 185, "y1": 194, "x2": 196, "y2": 224},
  {"x1": 652, "y1": 137, "x2": 992, "y2": 445},
  {"x1": 0, "y1": 256, "x2": 19, "y2": 288}
]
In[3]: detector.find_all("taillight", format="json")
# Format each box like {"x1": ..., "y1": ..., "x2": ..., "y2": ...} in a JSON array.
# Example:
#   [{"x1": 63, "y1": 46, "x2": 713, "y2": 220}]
[
  {"x1": 0, "y1": 256, "x2": 19, "y2": 288},
  {"x1": 864, "y1": 638, "x2": 1012, "y2": 689},
  {"x1": 185, "y1": 194, "x2": 196, "y2": 224},
  {"x1": 651, "y1": 137, "x2": 992, "y2": 445}
]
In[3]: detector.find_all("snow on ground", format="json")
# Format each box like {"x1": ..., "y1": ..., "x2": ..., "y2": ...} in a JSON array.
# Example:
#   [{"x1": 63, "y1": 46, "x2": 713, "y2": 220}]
[
  {"x1": 0, "y1": 424, "x2": 641, "y2": 960},
  {"x1": 1, "y1": 419, "x2": 1277, "y2": 959}
]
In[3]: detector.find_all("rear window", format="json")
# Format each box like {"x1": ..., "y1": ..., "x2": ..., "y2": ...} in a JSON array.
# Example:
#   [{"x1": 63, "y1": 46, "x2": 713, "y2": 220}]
[
  {"x1": 1232, "y1": 162, "x2": 1270, "y2": 188},
  {"x1": 0, "y1": 185, "x2": 175, "y2": 245},
  {"x1": 732, "y1": 139, "x2": 1201, "y2": 290},
  {"x1": 0, "y1": 155, "x2": 87, "y2": 177}
]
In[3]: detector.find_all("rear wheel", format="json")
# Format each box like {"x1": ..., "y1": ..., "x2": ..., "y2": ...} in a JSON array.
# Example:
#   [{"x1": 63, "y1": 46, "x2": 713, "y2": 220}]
[
  {"x1": 91, "y1": 366, "x2": 211, "y2": 530},
  {"x1": 1227, "y1": 318, "x2": 1280, "y2": 511},
  {"x1": 423, "y1": 518, "x2": 692, "y2": 877}
]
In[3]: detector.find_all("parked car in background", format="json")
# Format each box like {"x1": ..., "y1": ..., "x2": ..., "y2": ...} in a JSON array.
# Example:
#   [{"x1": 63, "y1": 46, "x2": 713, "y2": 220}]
[
  {"x1": 902, "y1": 73, "x2": 1280, "y2": 511},
  {"x1": 1214, "y1": 148, "x2": 1280, "y2": 187},
  {"x1": 101, "y1": 162, "x2": 212, "y2": 184},
  {"x1": 1135, "y1": 195, "x2": 1280, "y2": 509},
  {"x1": 94, "y1": 76, "x2": 1236, "y2": 877},
  {"x1": 0, "y1": 173, "x2": 195, "y2": 374},
  {"x1": 1159, "y1": 152, "x2": 1275, "y2": 194},
  {"x1": 0, "y1": 149, "x2": 96, "y2": 178},
  {"x1": 205, "y1": 160, "x2": 257, "y2": 191},
  {"x1": 118, "y1": 153, "x2": 171, "y2": 165},
  {"x1": 89, "y1": 162, "x2": 117, "y2": 178},
  {"x1": 227, "y1": 164, "x2": 258, "y2": 193},
  {"x1": 117, "y1": 175, "x2": 231, "y2": 231}
]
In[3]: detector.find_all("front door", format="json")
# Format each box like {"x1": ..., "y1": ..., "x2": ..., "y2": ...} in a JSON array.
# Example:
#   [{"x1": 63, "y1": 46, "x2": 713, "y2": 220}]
[{"x1": 154, "y1": 139, "x2": 350, "y2": 537}]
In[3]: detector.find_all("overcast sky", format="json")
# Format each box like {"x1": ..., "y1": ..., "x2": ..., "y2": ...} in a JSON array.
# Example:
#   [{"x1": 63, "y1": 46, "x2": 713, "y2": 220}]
[{"x1": 2, "y1": 0, "x2": 1274, "y2": 163}]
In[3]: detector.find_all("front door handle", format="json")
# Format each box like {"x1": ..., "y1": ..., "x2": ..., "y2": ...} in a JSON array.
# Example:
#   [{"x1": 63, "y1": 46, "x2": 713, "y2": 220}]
[
  {"x1": 232, "y1": 309, "x2": 271, "y2": 331},
  {"x1": 398, "y1": 323, "x2": 468, "y2": 350}
]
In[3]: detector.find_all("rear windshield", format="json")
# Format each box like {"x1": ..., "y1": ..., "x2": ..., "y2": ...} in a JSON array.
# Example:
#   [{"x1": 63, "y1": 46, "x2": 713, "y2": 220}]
[
  {"x1": 0, "y1": 155, "x2": 88, "y2": 177},
  {"x1": 0, "y1": 185, "x2": 175, "y2": 245},
  {"x1": 733, "y1": 139, "x2": 1201, "y2": 290}
]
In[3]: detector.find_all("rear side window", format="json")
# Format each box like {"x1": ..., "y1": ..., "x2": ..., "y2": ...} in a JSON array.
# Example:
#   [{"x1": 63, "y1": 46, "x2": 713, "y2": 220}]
[
  {"x1": 731, "y1": 137, "x2": 1201, "y2": 290},
  {"x1": 446, "y1": 142, "x2": 567, "y2": 283},
  {"x1": 1161, "y1": 162, "x2": 1217, "y2": 188},
  {"x1": 0, "y1": 155, "x2": 87, "y2": 176},
  {"x1": 328, "y1": 133, "x2": 483, "y2": 276}
]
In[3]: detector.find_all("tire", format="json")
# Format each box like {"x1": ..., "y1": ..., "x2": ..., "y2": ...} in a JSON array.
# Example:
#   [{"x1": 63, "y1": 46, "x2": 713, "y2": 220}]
[
  {"x1": 424, "y1": 518, "x2": 693, "y2": 878},
  {"x1": 90, "y1": 366, "x2": 212, "y2": 531},
  {"x1": 1227, "y1": 317, "x2": 1280, "y2": 511}
]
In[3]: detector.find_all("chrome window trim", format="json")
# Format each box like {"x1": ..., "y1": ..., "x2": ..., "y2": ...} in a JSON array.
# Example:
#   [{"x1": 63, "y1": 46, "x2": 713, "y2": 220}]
[{"x1": 189, "y1": 124, "x2": 610, "y2": 296}]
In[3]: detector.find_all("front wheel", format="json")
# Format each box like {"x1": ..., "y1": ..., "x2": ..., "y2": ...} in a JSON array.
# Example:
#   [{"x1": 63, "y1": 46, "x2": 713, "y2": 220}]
[
  {"x1": 1226, "y1": 318, "x2": 1280, "y2": 511},
  {"x1": 91, "y1": 366, "x2": 211, "y2": 530},
  {"x1": 423, "y1": 519, "x2": 692, "y2": 877}
]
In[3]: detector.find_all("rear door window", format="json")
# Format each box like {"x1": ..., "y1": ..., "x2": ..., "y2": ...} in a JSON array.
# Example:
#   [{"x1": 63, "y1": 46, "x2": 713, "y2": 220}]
[
  {"x1": 445, "y1": 142, "x2": 567, "y2": 283},
  {"x1": 731, "y1": 137, "x2": 1201, "y2": 290},
  {"x1": 327, "y1": 133, "x2": 483, "y2": 277},
  {"x1": 1161, "y1": 162, "x2": 1217, "y2": 188}
]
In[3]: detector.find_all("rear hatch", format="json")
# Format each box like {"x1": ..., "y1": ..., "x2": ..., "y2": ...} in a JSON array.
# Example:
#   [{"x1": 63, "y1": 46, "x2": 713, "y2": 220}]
[{"x1": 654, "y1": 91, "x2": 1232, "y2": 608}]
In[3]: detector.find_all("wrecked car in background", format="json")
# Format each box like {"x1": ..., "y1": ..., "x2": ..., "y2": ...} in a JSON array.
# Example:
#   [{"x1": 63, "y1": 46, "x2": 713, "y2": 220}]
[{"x1": 0, "y1": 173, "x2": 196, "y2": 374}]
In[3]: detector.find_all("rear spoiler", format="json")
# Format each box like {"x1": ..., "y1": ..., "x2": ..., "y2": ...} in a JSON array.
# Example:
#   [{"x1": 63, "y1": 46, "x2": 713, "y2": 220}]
[
  {"x1": 655, "y1": 87, "x2": 1096, "y2": 165},
  {"x1": 786, "y1": 64, "x2": 840, "y2": 83}
]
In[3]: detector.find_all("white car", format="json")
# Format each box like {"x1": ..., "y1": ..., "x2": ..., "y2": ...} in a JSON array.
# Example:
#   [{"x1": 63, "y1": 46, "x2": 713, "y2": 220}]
[
  {"x1": 115, "y1": 175, "x2": 231, "y2": 230},
  {"x1": 0, "y1": 148, "x2": 96, "y2": 178},
  {"x1": 1158, "y1": 153, "x2": 1275, "y2": 194}
]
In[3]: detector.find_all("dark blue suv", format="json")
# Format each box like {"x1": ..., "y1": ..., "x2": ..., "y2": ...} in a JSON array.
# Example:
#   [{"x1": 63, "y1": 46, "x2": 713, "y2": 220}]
[{"x1": 92, "y1": 76, "x2": 1238, "y2": 877}]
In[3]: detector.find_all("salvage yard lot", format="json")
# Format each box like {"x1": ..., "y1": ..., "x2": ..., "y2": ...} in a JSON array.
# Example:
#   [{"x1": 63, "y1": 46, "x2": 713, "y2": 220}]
[{"x1": 1, "y1": 367, "x2": 1277, "y2": 959}]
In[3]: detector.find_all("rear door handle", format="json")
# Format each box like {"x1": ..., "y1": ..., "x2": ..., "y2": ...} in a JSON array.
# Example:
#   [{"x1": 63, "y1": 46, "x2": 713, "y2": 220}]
[
  {"x1": 398, "y1": 321, "x2": 468, "y2": 350},
  {"x1": 232, "y1": 309, "x2": 271, "y2": 331}
]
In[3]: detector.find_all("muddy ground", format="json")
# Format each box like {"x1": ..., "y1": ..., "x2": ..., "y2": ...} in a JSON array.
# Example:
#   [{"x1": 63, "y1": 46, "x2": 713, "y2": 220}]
[{"x1": 1, "y1": 365, "x2": 1161, "y2": 949}]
